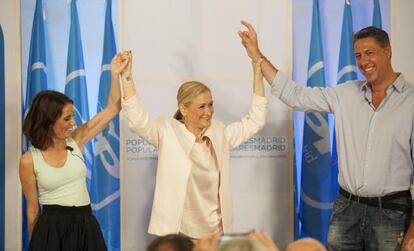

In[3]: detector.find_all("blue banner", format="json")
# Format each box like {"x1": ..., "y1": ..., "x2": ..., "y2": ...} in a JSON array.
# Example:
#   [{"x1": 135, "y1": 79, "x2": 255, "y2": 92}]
[
  {"x1": 332, "y1": 0, "x2": 358, "y2": 192},
  {"x1": 90, "y1": 0, "x2": 120, "y2": 250},
  {"x1": 337, "y1": 0, "x2": 357, "y2": 85},
  {"x1": 0, "y1": 24, "x2": 5, "y2": 251},
  {"x1": 23, "y1": 0, "x2": 48, "y2": 248},
  {"x1": 299, "y1": 0, "x2": 333, "y2": 244},
  {"x1": 23, "y1": 0, "x2": 48, "y2": 150},
  {"x1": 293, "y1": 138, "x2": 299, "y2": 239},
  {"x1": 65, "y1": 0, "x2": 93, "y2": 188},
  {"x1": 373, "y1": 0, "x2": 383, "y2": 28}
]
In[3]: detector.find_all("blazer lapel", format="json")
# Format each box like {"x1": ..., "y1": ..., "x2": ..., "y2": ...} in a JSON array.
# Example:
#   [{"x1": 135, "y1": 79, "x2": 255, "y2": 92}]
[{"x1": 170, "y1": 119, "x2": 196, "y2": 156}]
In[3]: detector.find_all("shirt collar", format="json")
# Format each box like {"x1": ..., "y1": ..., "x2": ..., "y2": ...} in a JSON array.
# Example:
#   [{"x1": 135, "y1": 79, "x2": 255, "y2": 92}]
[
  {"x1": 359, "y1": 73, "x2": 406, "y2": 93},
  {"x1": 392, "y1": 73, "x2": 406, "y2": 93}
]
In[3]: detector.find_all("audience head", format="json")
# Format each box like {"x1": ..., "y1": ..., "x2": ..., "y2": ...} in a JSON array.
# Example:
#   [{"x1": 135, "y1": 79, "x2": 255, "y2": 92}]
[
  {"x1": 286, "y1": 238, "x2": 326, "y2": 251},
  {"x1": 147, "y1": 234, "x2": 194, "y2": 251},
  {"x1": 218, "y1": 237, "x2": 266, "y2": 251},
  {"x1": 23, "y1": 90, "x2": 74, "y2": 150}
]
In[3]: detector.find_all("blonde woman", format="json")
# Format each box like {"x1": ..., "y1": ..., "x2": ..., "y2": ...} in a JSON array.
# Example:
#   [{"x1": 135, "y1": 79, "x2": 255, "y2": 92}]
[{"x1": 121, "y1": 52, "x2": 267, "y2": 239}]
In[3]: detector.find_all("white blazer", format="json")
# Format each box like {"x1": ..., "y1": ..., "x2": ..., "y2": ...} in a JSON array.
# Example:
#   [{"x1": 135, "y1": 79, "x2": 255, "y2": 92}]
[{"x1": 122, "y1": 94, "x2": 268, "y2": 236}]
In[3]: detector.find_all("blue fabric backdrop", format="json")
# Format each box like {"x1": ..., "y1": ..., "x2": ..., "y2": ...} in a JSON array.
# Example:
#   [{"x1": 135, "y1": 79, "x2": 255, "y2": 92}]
[{"x1": 90, "y1": 0, "x2": 120, "y2": 250}]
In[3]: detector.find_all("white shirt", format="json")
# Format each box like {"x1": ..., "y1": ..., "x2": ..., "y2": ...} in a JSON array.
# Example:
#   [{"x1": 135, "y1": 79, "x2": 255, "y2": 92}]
[
  {"x1": 272, "y1": 72, "x2": 414, "y2": 197},
  {"x1": 180, "y1": 137, "x2": 221, "y2": 238}
]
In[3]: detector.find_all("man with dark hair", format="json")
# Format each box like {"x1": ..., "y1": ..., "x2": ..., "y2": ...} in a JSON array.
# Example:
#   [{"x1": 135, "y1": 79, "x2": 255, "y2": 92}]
[
  {"x1": 353, "y1": 26, "x2": 391, "y2": 48},
  {"x1": 147, "y1": 234, "x2": 194, "y2": 251},
  {"x1": 238, "y1": 21, "x2": 414, "y2": 250}
]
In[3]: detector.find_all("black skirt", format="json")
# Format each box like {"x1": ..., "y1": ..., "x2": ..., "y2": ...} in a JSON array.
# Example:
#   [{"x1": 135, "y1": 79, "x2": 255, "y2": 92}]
[{"x1": 29, "y1": 204, "x2": 107, "y2": 251}]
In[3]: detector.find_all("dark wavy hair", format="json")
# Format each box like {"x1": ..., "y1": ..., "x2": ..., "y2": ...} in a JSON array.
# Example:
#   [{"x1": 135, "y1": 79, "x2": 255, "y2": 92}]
[
  {"x1": 146, "y1": 234, "x2": 194, "y2": 251},
  {"x1": 23, "y1": 90, "x2": 73, "y2": 150},
  {"x1": 353, "y1": 26, "x2": 390, "y2": 49}
]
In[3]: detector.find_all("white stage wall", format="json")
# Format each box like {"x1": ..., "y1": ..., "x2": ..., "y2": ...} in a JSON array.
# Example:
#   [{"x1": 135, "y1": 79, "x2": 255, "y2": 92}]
[
  {"x1": 119, "y1": 0, "x2": 293, "y2": 250},
  {"x1": 391, "y1": 0, "x2": 414, "y2": 84},
  {"x1": 1, "y1": 0, "x2": 22, "y2": 250}
]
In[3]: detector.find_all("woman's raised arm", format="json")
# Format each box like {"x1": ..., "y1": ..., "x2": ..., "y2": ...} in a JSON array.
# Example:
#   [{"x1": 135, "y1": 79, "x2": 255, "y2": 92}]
[{"x1": 72, "y1": 52, "x2": 128, "y2": 149}]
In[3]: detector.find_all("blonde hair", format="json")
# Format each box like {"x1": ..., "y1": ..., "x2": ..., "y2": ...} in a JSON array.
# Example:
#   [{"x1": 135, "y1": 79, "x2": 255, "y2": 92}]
[{"x1": 173, "y1": 81, "x2": 211, "y2": 122}]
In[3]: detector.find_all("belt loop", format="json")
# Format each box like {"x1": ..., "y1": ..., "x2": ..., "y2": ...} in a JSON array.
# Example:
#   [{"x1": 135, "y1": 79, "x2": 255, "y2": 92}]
[
  {"x1": 378, "y1": 197, "x2": 382, "y2": 209},
  {"x1": 357, "y1": 196, "x2": 360, "y2": 203},
  {"x1": 347, "y1": 192, "x2": 352, "y2": 202}
]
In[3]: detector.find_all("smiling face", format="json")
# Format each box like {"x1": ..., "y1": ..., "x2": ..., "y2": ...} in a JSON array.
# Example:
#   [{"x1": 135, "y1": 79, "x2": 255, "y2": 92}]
[
  {"x1": 354, "y1": 37, "x2": 392, "y2": 86},
  {"x1": 52, "y1": 103, "x2": 76, "y2": 140},
  {"x1": 180, "y1": 91, "x2": 214, "y2": 136}
]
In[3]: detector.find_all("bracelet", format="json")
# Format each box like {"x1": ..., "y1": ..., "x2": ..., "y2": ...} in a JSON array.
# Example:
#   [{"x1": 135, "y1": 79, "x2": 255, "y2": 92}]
[{"x1": 253, "y1": 55, "x2": 266, "y2": 64}]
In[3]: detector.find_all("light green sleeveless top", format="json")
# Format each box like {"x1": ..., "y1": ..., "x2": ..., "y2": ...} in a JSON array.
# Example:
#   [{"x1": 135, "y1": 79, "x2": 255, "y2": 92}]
[{"x1": 30, "y1": 138, "x2": 90, "y2": 206}]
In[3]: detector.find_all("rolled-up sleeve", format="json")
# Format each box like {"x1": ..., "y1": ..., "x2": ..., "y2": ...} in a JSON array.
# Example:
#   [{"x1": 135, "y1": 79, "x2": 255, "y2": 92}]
[{"x1": 271, "y1": 71, "x2": 338, "y2": 113}]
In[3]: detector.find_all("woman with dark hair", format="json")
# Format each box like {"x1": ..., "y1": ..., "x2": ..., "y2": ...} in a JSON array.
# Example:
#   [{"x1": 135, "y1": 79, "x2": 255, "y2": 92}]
[
  {"x1": 19, "y1": 52, "x2": 128, "y2": 251},
  {"x1": 120, "y1": 52, "x2": 267, "y2": 239},
  {"x1": 23, "y1": 91, "x2": 75, "y2": 149}
]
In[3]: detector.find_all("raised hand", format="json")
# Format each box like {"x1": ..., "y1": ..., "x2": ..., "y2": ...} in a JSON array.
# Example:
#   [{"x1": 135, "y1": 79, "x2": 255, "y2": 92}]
[
  {"x1": 239, "y1": 20, "x2": 278, "y2": 85},
  {"x1": 111, "y1": 51, "x2": 130, "y2": 76},
  {"x1": 249, "y1": 229, "x2": 280, "y2": 251},
  {"x1": 238, "y1": 20, "x2": 263, "y2": 62},
  {"x1": 117, "y1": 51, "x2": 136, "y2": 100},
  {"x1": 122, "y1": 51, "x2": 133, "y2": 78}
]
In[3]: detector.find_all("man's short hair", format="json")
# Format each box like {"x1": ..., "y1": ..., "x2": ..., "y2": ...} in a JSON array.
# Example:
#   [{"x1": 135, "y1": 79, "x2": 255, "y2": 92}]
[{"x1": 353, "y1": 26, "x2": 390, "y2": 48}]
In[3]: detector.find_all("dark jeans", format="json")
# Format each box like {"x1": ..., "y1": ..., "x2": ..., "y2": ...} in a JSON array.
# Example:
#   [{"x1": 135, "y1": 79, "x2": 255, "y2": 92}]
[{"x1": 327, "y1": 193, "x2": 411, "y2": 251}]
